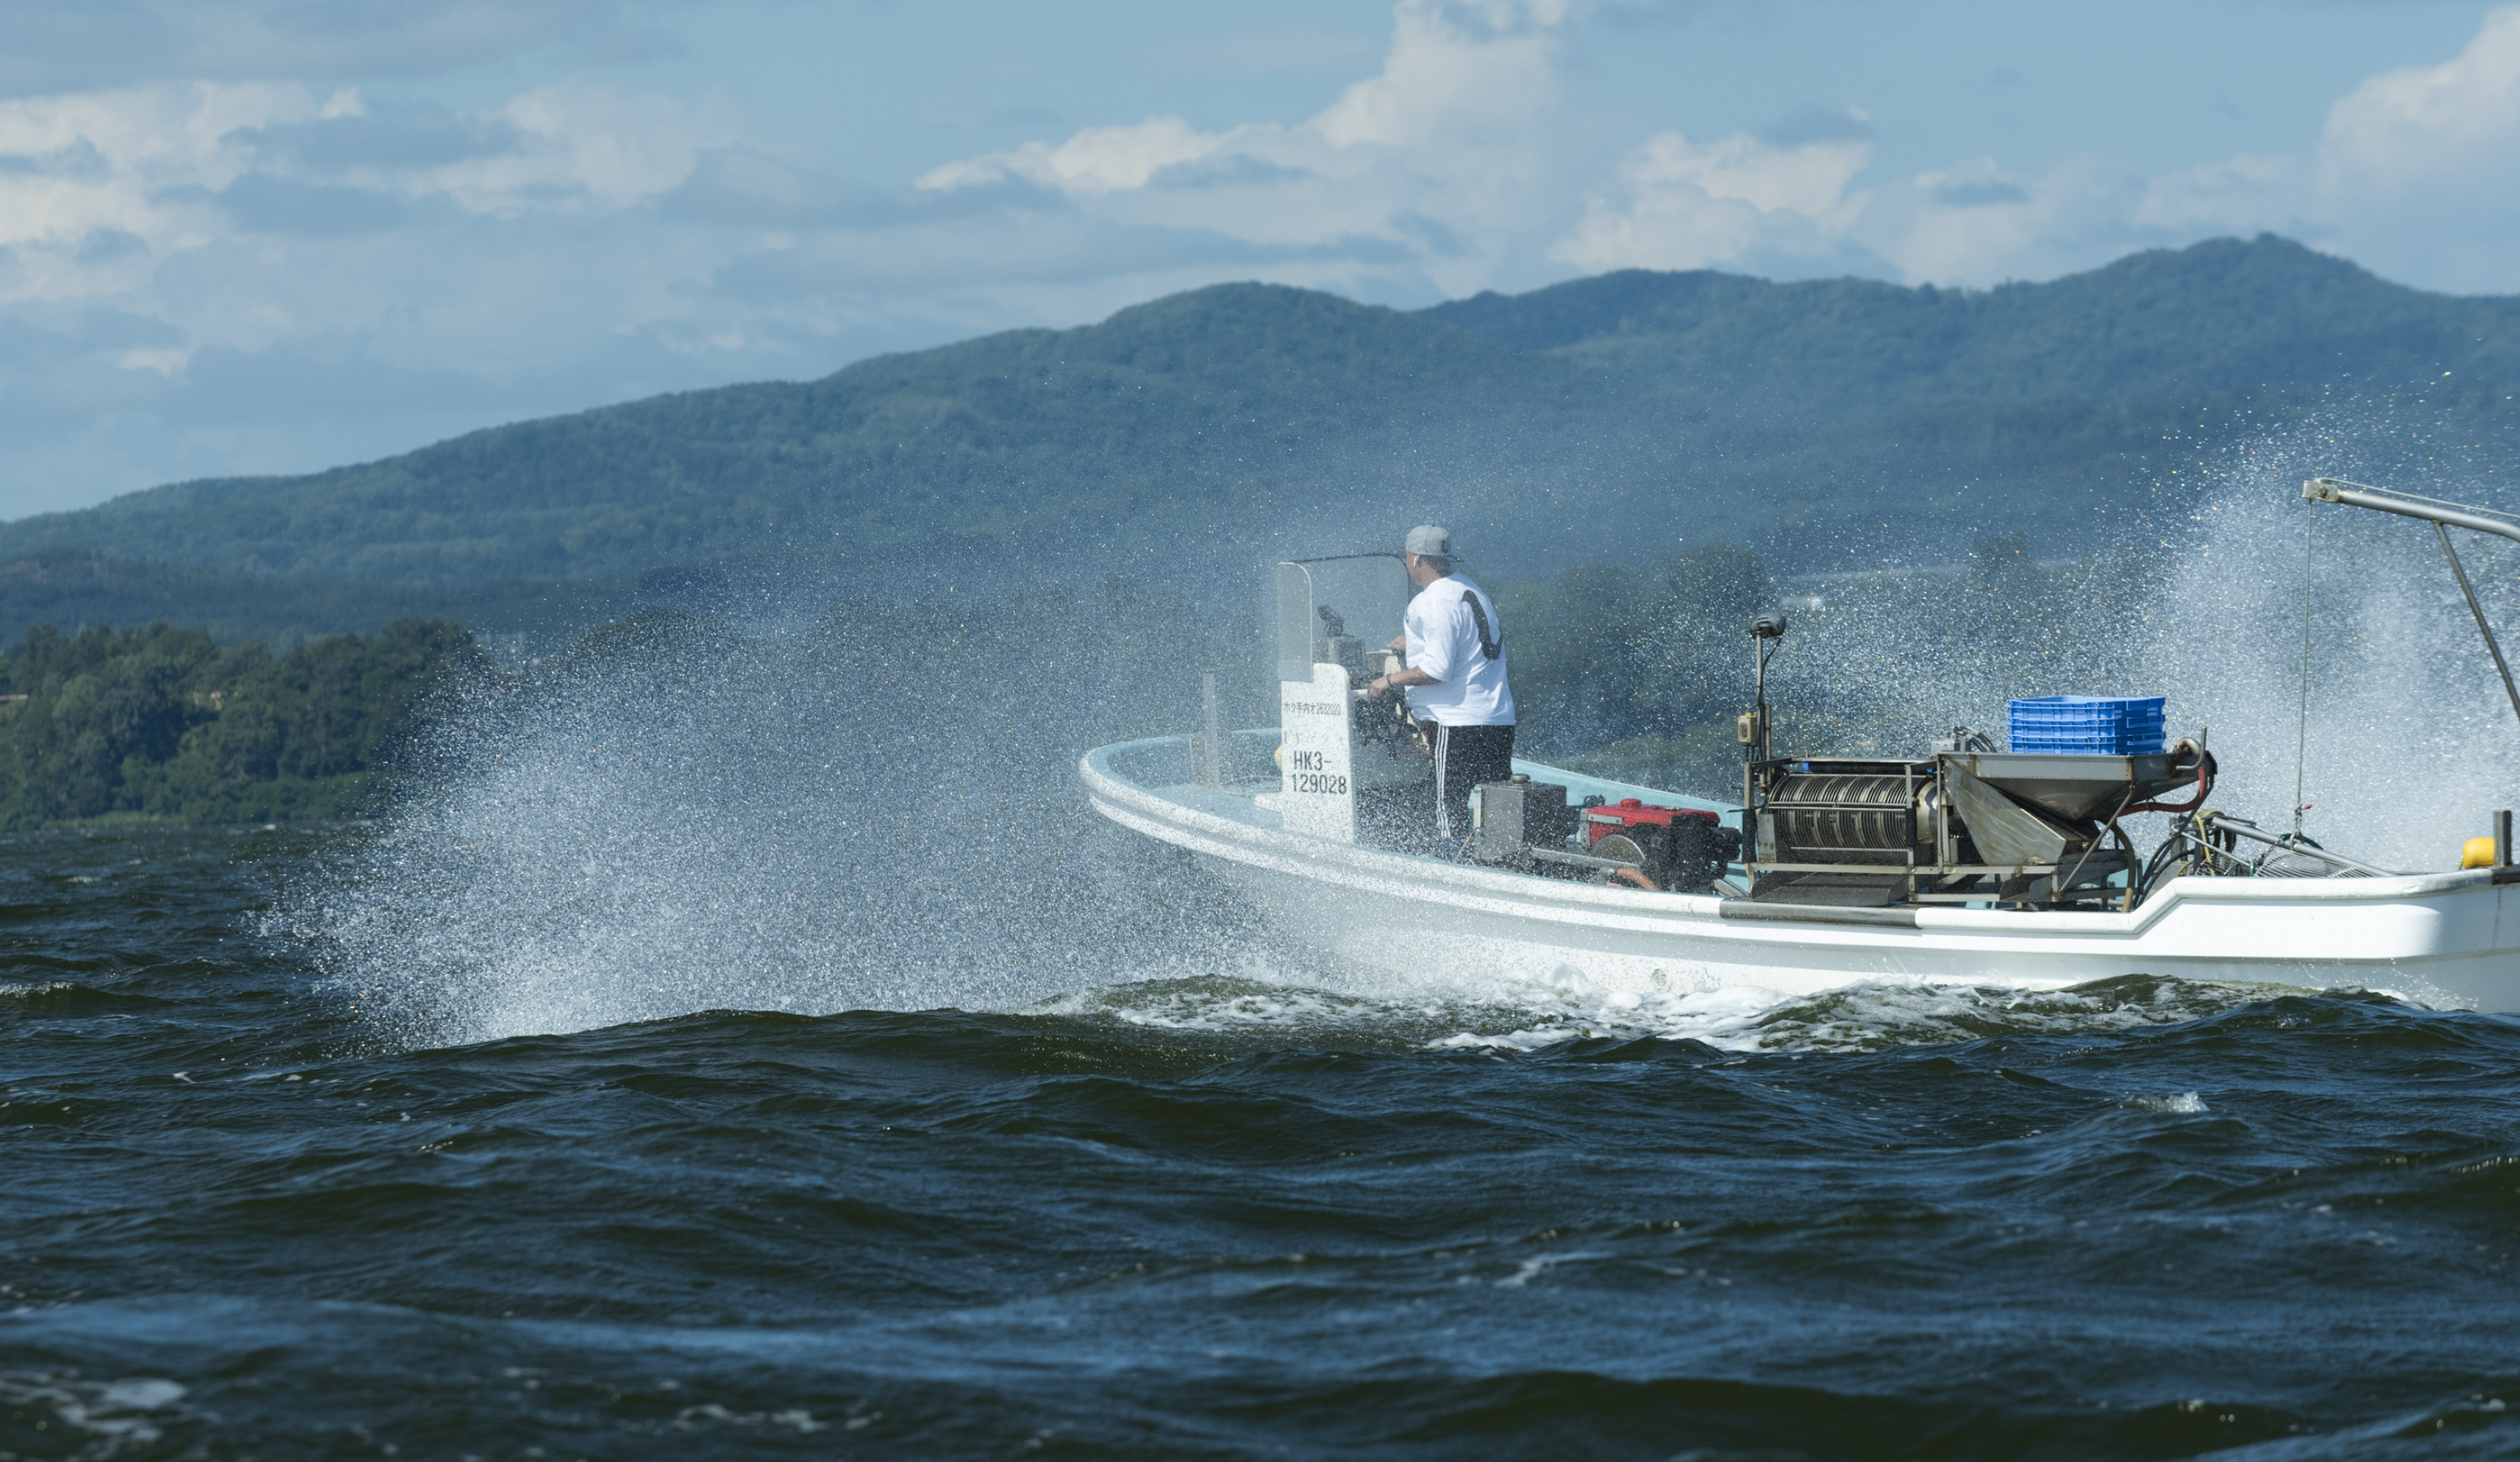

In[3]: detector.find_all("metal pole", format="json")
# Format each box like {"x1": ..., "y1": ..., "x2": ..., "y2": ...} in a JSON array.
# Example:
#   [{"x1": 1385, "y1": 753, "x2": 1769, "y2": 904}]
[
  {"x1": 2430, "y1": 522, "x2": 2520, "y2": 730},
  {"x1": 1199, "y1": 671, "x2": 1223, "y2": 786},
  {"x1": 1744, "y1": 631, "x2": 1770, "y2": 889},
  {"x1": 1756, "y1": 641, "x2": 1772, "y2": 762},
  {"x1": 1744, "y1": 635, "x2": 1765, "y2": 810},
  {"x1": 2498, "y1": 809, "x2": 2512, "y2": 868},
  {"x1": 2296, "y1": 499, "x2": 2313, "y2": 838},
  {"x1": 2059, "y1": 786, "x2": 2134, "y2": 900},
  {"x1": 2306, "y1": 478, "x2": 2520, "y2": 546},
  {"x1": 2204, "y1": 815, "x2": 2396, "y2": 876}
]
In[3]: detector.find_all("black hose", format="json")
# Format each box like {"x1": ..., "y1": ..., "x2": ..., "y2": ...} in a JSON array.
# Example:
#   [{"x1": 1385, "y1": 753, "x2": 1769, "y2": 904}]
[
  {"x1": 2135, "y1": 810, "x2": 2234, "y2": 903},
  {"x1": 2134, "y1": 827, "x2": 2187, "y2": 903}
]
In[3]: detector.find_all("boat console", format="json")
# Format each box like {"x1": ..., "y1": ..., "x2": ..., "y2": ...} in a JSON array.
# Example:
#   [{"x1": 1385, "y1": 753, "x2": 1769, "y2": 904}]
[{"x1": 1271, "y1": 554, "x2": 1436, "y2": 844}]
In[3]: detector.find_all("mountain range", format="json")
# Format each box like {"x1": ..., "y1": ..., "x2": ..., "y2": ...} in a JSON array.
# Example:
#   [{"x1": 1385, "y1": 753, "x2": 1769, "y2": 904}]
[{"x1": 3, "y1": 234, "x2": 2512, "y2": 647}]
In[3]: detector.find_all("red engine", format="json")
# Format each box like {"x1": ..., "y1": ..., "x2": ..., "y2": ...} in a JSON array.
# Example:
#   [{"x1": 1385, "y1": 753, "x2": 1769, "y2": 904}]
[
  {"x1": 1579, "y1": 797, "x2": 1739, "y2": 892},
  {"x1": 1582, "y1": 797, "x2": 1720, "y2": 846}
]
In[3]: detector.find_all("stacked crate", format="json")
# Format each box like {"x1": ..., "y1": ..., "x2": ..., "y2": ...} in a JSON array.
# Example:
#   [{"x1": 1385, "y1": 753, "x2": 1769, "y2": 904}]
[{"x1": 2006, "y1": 696, "x2": 2166, "y2": 755}]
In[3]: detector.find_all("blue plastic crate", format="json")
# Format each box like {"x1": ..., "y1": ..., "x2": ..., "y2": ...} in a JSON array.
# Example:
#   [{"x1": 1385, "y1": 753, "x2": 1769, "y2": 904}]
[
  {"x1": 2007, "y1": 696, "x2": 2166, "y2": 755},
  {"x1": 2008, "y1": 731, "x2": 2166, "y2": 753},
  {"x1": 2009, "y1": 695, "x2": 2164, "y2": 729},
  {"x1": 2008, "y1": 732, "x2": 2163, "y2": 755},
  {"x1": 2011, "y1": 725, "x2": 2165, "y2": 739}
]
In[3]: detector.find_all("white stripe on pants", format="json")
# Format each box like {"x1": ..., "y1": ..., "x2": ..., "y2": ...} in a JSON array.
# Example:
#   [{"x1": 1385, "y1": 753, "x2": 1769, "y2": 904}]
[{"x1": 1435, "y1": 723, "x2": 1452, "y2": 839}]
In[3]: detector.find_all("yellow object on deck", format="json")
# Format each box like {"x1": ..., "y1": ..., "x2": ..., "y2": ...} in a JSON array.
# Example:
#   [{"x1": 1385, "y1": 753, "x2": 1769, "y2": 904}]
[{"x1": 2461, "y1": 836, "x2": 2496, "y2": 870}]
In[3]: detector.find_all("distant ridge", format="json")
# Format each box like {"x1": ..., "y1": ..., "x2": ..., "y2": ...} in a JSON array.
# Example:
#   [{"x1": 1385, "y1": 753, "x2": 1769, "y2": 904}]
[
  {"x1": 1425, "y1": 236, "x2": 2520, "y2": 410},
  {"x1": 3, "y1": 235, "x2": 2513, "y2": 617},
  {"x1": 0, "y1": 282, "x2": 1542, "y2": 589}
]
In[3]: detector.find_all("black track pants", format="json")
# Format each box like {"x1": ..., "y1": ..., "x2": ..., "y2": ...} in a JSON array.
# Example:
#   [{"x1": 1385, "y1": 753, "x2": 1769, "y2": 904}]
[{"x1": 1431, "y1": 723, "x2": 1516, "y2": 839}]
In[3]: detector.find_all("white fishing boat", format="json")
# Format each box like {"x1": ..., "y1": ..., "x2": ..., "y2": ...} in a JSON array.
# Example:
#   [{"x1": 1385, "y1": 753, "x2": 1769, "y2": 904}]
[{"x1": 1083, "y1": 483, "x2": 2520, "y2": 1012}]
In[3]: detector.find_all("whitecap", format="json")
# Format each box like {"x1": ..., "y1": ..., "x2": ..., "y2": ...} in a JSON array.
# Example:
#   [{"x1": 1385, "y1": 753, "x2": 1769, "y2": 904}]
[{"x1": 2124, "y1": 1091, "x2": 2211, "y2": 1113}]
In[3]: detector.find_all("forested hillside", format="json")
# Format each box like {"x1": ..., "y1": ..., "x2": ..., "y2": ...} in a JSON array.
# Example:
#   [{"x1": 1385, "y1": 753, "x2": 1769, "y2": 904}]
[
  {"x1": 0, "y1": 285, "x2": 1547, "y2": 588},
  {"x1": 3, "y1": 234, "x2": 2513, "y2": 641},
  {"x1": 0, "y1": 550, "x2": 648, "y2": 654},
  {"x1": 0, "y1": 618, "x2": 483, "y2": 827}
]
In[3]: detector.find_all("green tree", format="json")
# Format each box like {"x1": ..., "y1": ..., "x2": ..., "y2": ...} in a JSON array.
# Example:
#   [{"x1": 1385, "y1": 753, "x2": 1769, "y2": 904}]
[{"x1": 0, "y1": 618, "x2": 486, "y2": 828}]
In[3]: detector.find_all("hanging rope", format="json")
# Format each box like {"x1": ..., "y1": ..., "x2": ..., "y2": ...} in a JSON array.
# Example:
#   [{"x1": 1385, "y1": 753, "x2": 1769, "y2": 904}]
[{"x1": 2294, "y1": 497, "x2": 2313, "y2": 839}]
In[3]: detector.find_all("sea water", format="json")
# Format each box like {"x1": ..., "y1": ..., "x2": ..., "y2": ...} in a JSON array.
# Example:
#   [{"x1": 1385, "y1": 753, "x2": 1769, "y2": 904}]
[
  {"x1": 5, "y1": 815, "x2": 2516, "y2": 1460},
  {"x1": 7, "y1": 461, "x2": 2520, "y2": 1458}
]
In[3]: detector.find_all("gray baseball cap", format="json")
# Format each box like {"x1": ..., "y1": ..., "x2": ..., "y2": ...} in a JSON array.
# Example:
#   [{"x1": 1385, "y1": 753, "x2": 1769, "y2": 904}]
[{"x1": 1404, "y1": 524, "x2": 1455, "y2": 557}]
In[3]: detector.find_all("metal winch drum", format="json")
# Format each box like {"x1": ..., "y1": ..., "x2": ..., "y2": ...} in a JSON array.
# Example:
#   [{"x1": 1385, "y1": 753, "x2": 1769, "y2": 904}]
[{"x1": 1764, "y1": 774, "x2": 1945, "y2": 865}]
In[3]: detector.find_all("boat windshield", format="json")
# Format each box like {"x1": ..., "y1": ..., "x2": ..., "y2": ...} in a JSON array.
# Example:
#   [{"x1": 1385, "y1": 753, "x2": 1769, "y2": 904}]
[{"x1": 1276, "y1": 555, "x2": 1408, "y2": 681}]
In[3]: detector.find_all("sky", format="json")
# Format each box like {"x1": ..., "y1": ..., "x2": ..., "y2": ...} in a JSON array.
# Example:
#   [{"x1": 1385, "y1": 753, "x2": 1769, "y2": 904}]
[{"x1": 3, "y1": 0, "x2": 2515, "y2": 519}]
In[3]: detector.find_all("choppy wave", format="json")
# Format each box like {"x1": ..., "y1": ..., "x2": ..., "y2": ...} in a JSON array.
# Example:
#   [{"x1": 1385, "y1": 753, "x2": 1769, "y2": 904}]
[
  {"x1": 35, "y1": 419, "x2": 2512, "y2": 1458},
  {"x1": 1032, "y1": 970, "x2": 2352, "y2": 1054},
  {"x1": 8, "y1": 826, "x2": 2520, "y2": 1459},
  {"x1": 0, "y1": 1372, "x2": 190, "y2": 1460}
]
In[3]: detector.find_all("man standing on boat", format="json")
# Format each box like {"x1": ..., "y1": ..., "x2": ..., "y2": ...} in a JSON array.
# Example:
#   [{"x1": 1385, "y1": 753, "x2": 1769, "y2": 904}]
[{"x1": 1368, "y1": 525, "x2": 1515, "y2": 844}]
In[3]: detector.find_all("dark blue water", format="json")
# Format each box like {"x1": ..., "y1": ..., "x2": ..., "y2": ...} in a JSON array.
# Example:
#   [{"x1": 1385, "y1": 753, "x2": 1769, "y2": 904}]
[{"x1": 4, "y1": 823, "x2": 2517, "y2": 1460}]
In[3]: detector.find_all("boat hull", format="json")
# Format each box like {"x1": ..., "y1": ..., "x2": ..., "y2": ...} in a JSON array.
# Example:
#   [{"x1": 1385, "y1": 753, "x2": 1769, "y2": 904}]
[{"x1": 1084, "y1": 736, "x2": 2520, "y2": 1010}]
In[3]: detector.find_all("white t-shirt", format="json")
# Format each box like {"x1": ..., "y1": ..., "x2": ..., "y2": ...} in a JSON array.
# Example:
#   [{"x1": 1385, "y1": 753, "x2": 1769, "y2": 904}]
[{"x1": 1404, "y1": 573, "x2": 1515, "y2": 726}]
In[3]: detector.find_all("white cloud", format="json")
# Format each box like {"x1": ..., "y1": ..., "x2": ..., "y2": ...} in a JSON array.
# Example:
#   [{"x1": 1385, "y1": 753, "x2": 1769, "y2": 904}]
[
  {"x1": 2321, "y1": 8, "x2": 2520, "y2": 198},
  {"x1": 433, "y1": 84, "x2": 732, "y2": 214},
  {"x1": 2311, "y1": 5, "x2": 2520, "y2": 292},
  {"x1": 2102, "y1": 5, "x2": 2520, "y2": 285},
  {"x1": 2056, "y1": 4, "x2": 2520, "y2": 294},
  {"x1": 1544, "y1": 130, "x2": 2155, "y2": 289},
  {"x1": 0, "y1": 81, "x2": 727, "y2": 325},
  {"x1": 0, "y1": 85, "x2": 307, "y2": 305},
  {"x1": 916, "y1": 0, "x2": 1575, "y2": 297},
  {"x1": 1546, "y1": 5, "x2": 2520, "y2": 291},
  {"x1": 1309, "y1": 0, "x2": 1567, "y2": 149},
  {"x1": 1550, "y1": 123, "x2": 1872, "y2": 273},
  {"x1": 918, "y1": 115, "x2": 1247, "y2": 196},
  {"x1": 2133, "y1": 154, "x2": 2300, "y2": 235},
  {"x1": 1864, "y1": 154, "x2": 2151, "y2": 287}
]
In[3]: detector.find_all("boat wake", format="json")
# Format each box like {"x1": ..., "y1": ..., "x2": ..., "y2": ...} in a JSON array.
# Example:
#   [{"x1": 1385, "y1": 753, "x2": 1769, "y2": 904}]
[{"x1": 1026, "y1": 969, "x2": 2367, "y2": 1054}]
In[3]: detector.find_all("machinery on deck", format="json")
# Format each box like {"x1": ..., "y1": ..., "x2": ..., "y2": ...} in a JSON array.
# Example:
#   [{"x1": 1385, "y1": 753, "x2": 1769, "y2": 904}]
[
  {"x1": 1724, "y1": 577, "x2": 2428, "y2": 907},
  {"x1": 1725, "y1": 607, "x2": 2217, "y2": 909},
  {"x1": 1268, "y1": 513, "x2": 2468, "y2": 912},
  {"x1": 1718, "y1": 476, "x2": 2520, "y2": 910},
  {"x1": 1740, "y1": 748, "x2": 2207, "y2": 909},
  {"x1": 1084, "y1": 480, "x2": 2520, "y2": 1012}
]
